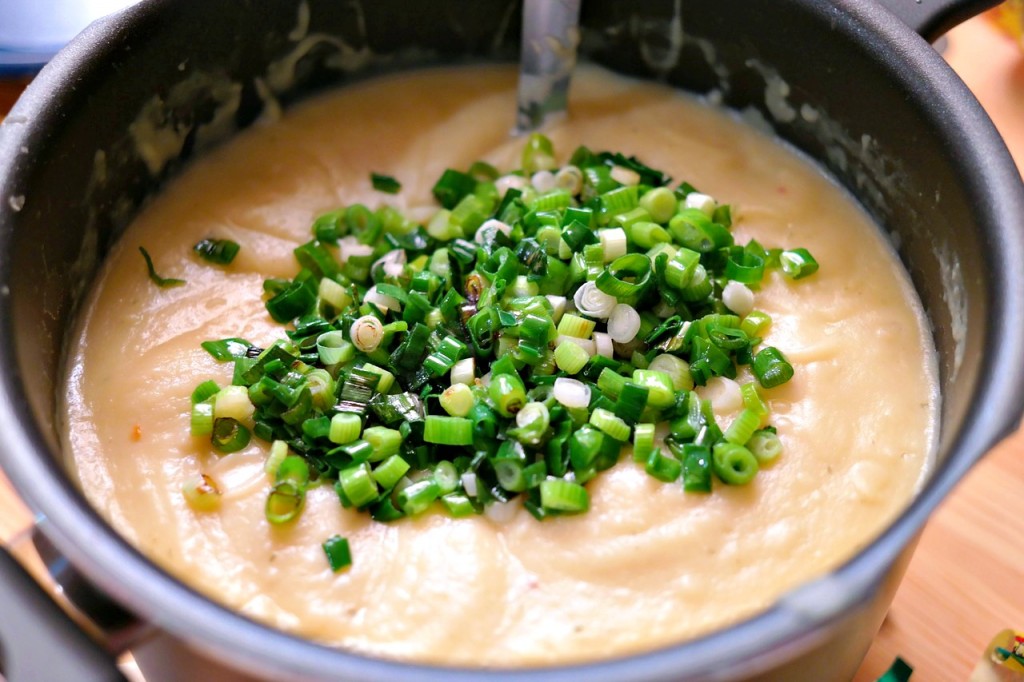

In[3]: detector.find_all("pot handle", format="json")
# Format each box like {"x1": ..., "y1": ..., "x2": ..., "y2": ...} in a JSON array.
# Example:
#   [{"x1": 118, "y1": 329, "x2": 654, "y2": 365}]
[
  {"x1": 0, "y1": 544, "x2": 125, "y2": 681},
  {"x1": 874, "y1": 0, "x2": 1004, "y2": 42}
]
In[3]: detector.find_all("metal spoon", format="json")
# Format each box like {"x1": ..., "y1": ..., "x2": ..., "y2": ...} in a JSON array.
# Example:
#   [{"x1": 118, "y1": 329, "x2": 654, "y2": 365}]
[{"x1": 515, "y1": 0, "x2": 582, "y2": 134}]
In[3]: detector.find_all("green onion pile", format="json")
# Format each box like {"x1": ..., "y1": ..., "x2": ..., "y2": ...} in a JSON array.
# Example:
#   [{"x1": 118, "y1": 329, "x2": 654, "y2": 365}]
[{"x1": 183, "y1": 133, "x2": 818, "y2": 562}]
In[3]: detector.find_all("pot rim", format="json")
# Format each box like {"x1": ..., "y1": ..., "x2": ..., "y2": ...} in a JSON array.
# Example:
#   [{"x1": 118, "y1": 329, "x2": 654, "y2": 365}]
[{"x1": 1, "y1": 0, "x2": 1023, "y2": 680}]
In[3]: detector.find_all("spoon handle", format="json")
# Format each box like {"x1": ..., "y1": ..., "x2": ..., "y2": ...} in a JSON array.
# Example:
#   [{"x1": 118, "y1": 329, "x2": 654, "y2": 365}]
[{"x1": 516, "y1": 0, "x2": 582, "y2": 134}]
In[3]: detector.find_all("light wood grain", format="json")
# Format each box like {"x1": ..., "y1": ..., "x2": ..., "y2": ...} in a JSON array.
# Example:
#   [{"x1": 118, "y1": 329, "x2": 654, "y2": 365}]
[{"x1": 0, "y1": 14, "x2": 1022, "y2": 681}]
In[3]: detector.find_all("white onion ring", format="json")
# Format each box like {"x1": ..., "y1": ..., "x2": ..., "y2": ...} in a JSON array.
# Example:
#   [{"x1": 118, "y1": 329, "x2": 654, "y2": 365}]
[
  {"x1": 607, "y1": 304, "x2": 641, "y2": 343},
  {"x1": 553, "y1": 378, "x2": 591, "y2": 409},
  {"x1": 573, "y1": 281, "x2": 617, "y2": 319}
]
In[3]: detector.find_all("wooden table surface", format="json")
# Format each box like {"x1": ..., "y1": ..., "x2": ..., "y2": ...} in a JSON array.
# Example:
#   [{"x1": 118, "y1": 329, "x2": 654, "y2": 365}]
[{"x1": 1, "y1": 14, "x2": 1022, "y2": 682}]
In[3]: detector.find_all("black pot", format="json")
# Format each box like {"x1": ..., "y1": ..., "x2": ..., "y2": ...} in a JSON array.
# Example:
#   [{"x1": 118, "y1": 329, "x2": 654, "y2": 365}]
[{"x1": 1, "y1": 1, "x2": 1022, "y2": 680}]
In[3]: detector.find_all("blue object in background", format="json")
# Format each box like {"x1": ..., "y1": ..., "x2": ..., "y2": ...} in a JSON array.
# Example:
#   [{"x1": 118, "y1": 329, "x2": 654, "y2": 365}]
[{"x1": 0, "y1": 0, "x2": 139, "y2": 74}]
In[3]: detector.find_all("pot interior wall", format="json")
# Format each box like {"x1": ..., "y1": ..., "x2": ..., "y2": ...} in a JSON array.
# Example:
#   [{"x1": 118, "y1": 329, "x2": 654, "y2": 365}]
[
  {"x1": 2, "y1": 0, "x2": 979, "y2": 486},
  {"x1": 0, "y1": 0, "x2": 995, "y2": 641}
]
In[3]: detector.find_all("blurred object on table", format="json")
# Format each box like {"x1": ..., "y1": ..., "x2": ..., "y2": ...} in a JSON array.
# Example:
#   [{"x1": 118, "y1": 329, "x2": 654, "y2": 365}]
[
  {"x1": 0, "y1": 0, "x2": 140, "y2": 75},
  {"x1": 942, "y1": 14, "x2": 1024, "y2": 171},
  {"x1": 992, "y1": 0, "x2": 1024, "y2": 48},
  {"x1": 970, "y1": 630, "x2": 1024, "y2": 681},
  {"x1": 876, "y1": 657, "x2": 913, "y2": 682}
]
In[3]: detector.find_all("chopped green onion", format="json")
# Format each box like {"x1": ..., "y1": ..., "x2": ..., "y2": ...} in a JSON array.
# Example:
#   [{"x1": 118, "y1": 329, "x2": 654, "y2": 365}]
[
  {"x1": 494, "y1": 458, "x2": 527, "y2": 492},
  {"x1": 294, "y1": 241, "x2": 340, "y2": 280},
  {"x1": 338, "y1": 463, "x2": 378, "y2": 508},
  {"x1": 264, "y1": 440, "x2": 289, "y2": 475},
  {"x1": 569, "y1": 426, "x2": 602, "y2": 471},
  {"x1": 213, "y1": 385, "x2": 255, "y2": 422},
  {"x1": 266, "y1": 277, "x2": 316, "y2": 322},
  {"x1": 276, "y1": 455, "x2": 310, "y2": 488},
  {"x1": 554, "y1": 340, "x2": 590, "y2": 375},
  {"x1": 423, "y1": 415, "x2": 473, "y2": 446},
  {"x1": 440, "y1": 383, "x2": 474, "y2": 417},
  {"x1": 711, "y1": 442, "x2": 759, "y2": 485},
  {"x1": 639, "y1": 186, "x2": 677, "y2": 223},
  {"x1": 631, "y1": 369, "x2": 676, "y2": 408},
  {"x1": 211, "y1": 417, "x2": 251, "y2": 453},
  {"x1": 663, "y1": 248, "x2": 701, "y2": 290},
  {"x1": 432, "y1": 169, "x2": 477, "y2": 209},
  {"x1": 200, "y1": 338, "x2": 252, "y2": 362},
  {"x1": 370, "y1": 172, "x2": 402, "y2": 194},
  {"x1": 747, "y1": 429, "x2": 783, "y2": 464},
  {"x1": 557, "y1": 313, "x2": 596, "y2": 339},
  {"x1": 193, "y1": 238, "x2": 241, "y2": 265},
  {"x1": 632, "y1": 423, "x2": 656, "y2": 463},
  {"x1": 511, "y1": 401, "x2": 550, "y2": 446},
  {"x1": 780, "y1": 248, "x2": 819, "y2": 279},
  {"x1": 645, "y1": 449, "x2": 682, "y2": 483},
  {"x1": 311, "y1": 209, "x2": 346, "y2": 244},
  {"x1": 598, "y1": 228, "x2": 628, "y2": 262},
  {"x1": 371, "y1": 455, "x2": 410, "y2": 489},
  {"x1": 432, "y1": 460, "x2": 460, "y2": 495},
  {"x1": 521, "y1": 133, "x2": 556, "y2": 173},
  {"x1": 349, "y1": 315, "x2": 384, "y2": 353},
  {"x1": 322, "y1": 535, "x2": 353, "y2": 572},
  {"x1": 139, "y1": 247, "x2": 185, "y2": 288},
  {"x1": 182, "y1": 474, "x2": 221, "y2": 512},
  {"x1": 590, "y1": 408, "x2": 630, "y2": 442},
  {"x1": 679, "y1": 265, "x2": 713, "y2": 302},
  {"x1": 396, "y1": 479, "x2": 441, "y2": 515},
  {"x1": 607, "y1": 304, "x2": 641, "y2": 343},
  {"x1": 752, "y1": 347, "x2": 795, "y2": 388},
  {"x1": 450, "y1": 357, "x2": 476, "y2": 386},
  {"x1": 441, "y1": 493, "x2": 477, "y2": 518},
  {"x1": 539, "y1": 478, "x2": 589, "y2": 513},
  {"x1": 740, "y1": 310, "x2": 772, "y2": 338},
  {"x1": 680, "y1": 443, "x2": 713, "y2": 493},
  {"x1": 596, "y1": 368, "x2": 626, "y2": 400},
  {"x1": 574, "y1": 280, "x2": 617, "y2": 319},
  {"x1": 359, "y1": 363, "x2": 395, "y2": 394},
  {"x1": 614, "y1": 383, "x2": 649, "y2": 425},
  {"x1": 265, "y1": 480, "x2": 304, "y2": 524},
  {"x1": 318, "y1": 277, "x2": 352, "y2": 311},
  {"x1": 363, "y1": 426, "x2": 403, "y2": 462},
  {"x1": 741, "y1": 382, "x2": 768, "y2": 416},
  {"x1": 629, "y1": 221, "x2": 671, "y2": 249},
  {"x1": 190, "y1": 401, "x2": 214, "y2": 437},
  {"x1": 723, "y1": 409, "x2": 761, "y2": 445},
  {"x1": 184, "y1": 141, "x2": 817, "y2": 524},
  {"x1": 647, "y1": 354, "x2": 693, "y2": 391},
  {"x1": 488, "y1": 373, "x2": 527, "y2": 417},
  {"x1": 595, "y1": 254, "x2": 653, "y2": 302},
  {"x1": 600, "y1": 185, "x2": 639, "y2": 215},
  {"x1": 329, "y1": 413, "x2": 362, "y2": 444},
  {"x1": 722, "y1": 281, "x2": 755, "y2": 316}
]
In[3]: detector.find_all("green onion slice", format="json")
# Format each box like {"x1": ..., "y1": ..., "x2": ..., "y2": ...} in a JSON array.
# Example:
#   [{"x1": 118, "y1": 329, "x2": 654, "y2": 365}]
[
  {"x1": 211, "y1": 417, "x2": 250, "y2": 453},
  {"x1": 322, "y1": 535, "x2": 353, "y2": 572},
  {"x1": 711, "y1": 442, "x2": 759, "y2": 485},
  {"x1": 370, "y1": 172, "x2": 402, "y2": 194},
  {"x1": 194, "y1": 238, "x2": 241, "y2": 265},
  {"x1": 201, "y1": 338, "x2": 253, "y2": 362},
  {"x1": 139, "y1": 247, "x2": 185, "y2": 288},
  {"x1": 595, "y1": 253, "x2": 653, "y2": 302},
  {"x1": 539, "y1": 478, "x2": 589, "y2": 513},
  {"x1": 265, "y1": 481, "x2": 304, "y2": 524}
]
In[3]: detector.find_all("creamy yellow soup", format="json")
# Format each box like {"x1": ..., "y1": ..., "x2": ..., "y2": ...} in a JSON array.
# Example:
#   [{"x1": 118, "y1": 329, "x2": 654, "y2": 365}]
[{"x1": 63, "y1": 65, "x2": 936, "y2": 666}]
